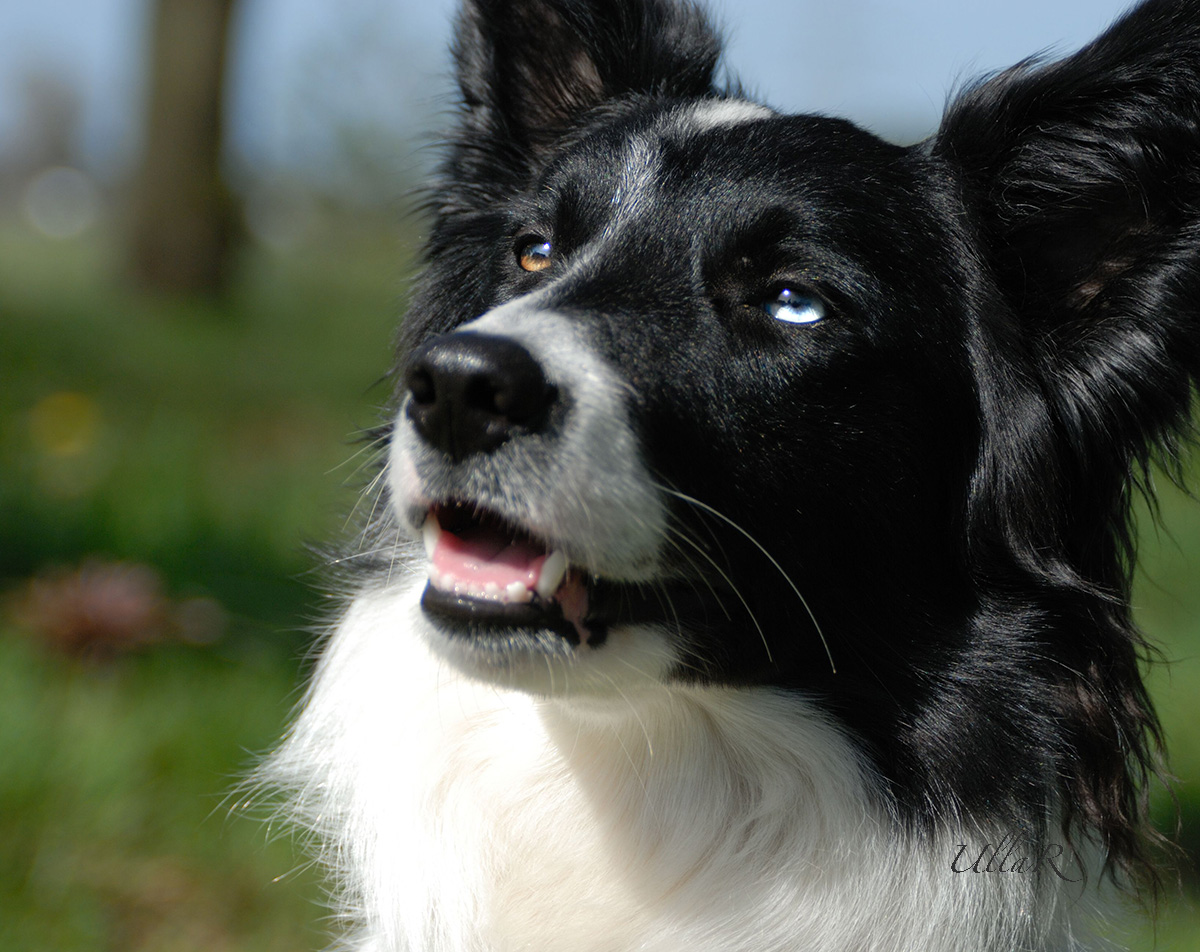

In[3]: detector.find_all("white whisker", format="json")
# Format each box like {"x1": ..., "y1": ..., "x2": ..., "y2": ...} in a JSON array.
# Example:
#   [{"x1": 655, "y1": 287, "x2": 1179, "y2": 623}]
[
  {"x1": 325, "y1": 431, "x2": 390, "y2": 477},
  {"x1": 656, "y1": 483, "x2": 835, "y2": 675},
  {"x1": 661, "y1": 525, "x2": 774, "y2": 664},
  {"x1": 660, "y1": 525, "x2": 733, "y2": 620},
  {"x1": 346, "y1": 462, "x2": 389, "y2": 535},
  {"x1": 324, "y1": 544, "x2": 404, "y2": 567}
]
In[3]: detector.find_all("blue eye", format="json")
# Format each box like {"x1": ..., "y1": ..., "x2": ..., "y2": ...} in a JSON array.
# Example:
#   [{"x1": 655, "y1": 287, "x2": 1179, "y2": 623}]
[{"x1": 764, "y1": 287, "x2": 825, "y2": 325}]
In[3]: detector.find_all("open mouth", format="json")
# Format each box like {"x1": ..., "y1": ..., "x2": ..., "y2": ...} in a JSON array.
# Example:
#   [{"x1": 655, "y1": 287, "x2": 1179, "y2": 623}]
[{"x1": 419, "y1": 502, "x2": 599, "y2": 646}]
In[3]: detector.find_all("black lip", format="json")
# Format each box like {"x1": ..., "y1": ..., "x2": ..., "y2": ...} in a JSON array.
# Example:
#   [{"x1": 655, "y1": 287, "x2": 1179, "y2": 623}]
[
  {"x1": 418, "y1": 573, "x2": 722, "y2": 654},
  {"x1": 420, "y1": 581, "x2": 603, "y2": 647}
]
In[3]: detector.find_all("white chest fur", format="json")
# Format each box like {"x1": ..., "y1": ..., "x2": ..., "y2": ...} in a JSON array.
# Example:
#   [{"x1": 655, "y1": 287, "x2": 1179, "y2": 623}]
[{"x1": 269, "y1": 581, "x2": 1070, "y2": 952}]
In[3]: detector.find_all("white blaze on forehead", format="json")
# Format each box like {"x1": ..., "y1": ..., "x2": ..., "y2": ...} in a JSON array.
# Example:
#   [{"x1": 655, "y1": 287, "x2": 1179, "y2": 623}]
[
  {"x1": 605, "y1": 134, "x2": 660, "y2": 232},
  {"x1": 599, "y1": 103, "x2": 773, "y2": 237},
  {"x1": 682, "y1": 99, "x2": 776, "y2": 132}
]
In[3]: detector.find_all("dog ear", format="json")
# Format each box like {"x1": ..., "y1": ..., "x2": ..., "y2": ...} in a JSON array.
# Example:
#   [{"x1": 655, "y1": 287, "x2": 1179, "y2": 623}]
[
  {"x1": 451, "y1": 0, "x2": 722, "y2": 157},
  {"x1": 935, "y1": 0, "x2": 1200, "y2": 445},
  {"x1": 935, "y1": 3, "x2": 1200, "y2": 887}
]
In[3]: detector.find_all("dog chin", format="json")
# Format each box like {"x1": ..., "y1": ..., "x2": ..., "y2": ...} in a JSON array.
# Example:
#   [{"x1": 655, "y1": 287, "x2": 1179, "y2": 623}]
[
  {"x1": 396, "y1": 483, "x2": 682, "y2": 695},
  {"x1": 412, "y1": 596, "x2": 679, "y2": 698}
]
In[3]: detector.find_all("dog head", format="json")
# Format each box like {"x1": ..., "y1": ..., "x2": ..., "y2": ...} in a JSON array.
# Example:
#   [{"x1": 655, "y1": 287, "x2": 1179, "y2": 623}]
[{"x1": 368, "y1": 0, "x2": 1200, "y2": 882}]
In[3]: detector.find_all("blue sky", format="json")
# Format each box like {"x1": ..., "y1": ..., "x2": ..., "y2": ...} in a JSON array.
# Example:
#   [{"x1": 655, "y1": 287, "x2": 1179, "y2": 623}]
[{"x1": 0, "y1": 0, "x2": 1137, "y2": 179}]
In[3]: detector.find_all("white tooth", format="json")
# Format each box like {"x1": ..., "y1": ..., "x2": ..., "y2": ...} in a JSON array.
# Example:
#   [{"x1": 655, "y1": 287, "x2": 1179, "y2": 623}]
[
  {"x1": 506, "y1": 581, "x2": 531, "y2": 603},
  {"x1": 422, "y1": 516, "x2": 440, "y2": 561},
  {"x1": 535, "y1": 551, "x2": 568, "y2": 598},
  {"x1": 484, "y1": 582, "x2": 501, "y2": 598}
]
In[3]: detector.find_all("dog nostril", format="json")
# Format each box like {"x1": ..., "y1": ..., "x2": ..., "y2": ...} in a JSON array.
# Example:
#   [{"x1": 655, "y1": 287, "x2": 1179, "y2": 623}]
[
  {"x1": 465, "y1": 376, "x2": 505, "y2": 417},
  {"x1": 480, "y1": 368, "x2": 555, "y2": 423},
  {"x1": 407, "y1": 366, "x2": 436, "y2": 405}
]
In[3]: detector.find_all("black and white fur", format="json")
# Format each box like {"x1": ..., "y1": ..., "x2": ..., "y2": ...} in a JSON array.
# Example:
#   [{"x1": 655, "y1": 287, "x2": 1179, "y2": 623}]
[{"x1": 268, "y1": 1, "x2": 1200, "y2": 948}]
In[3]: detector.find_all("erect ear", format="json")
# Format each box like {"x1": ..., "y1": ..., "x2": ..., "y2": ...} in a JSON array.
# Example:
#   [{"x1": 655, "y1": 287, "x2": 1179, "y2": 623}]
[
  {"x1": 934, "y1": 3, "x2": 1200, "y2": 885},
  {"x1": 452, "y1": 0, "x2": 722, "y2": 157},
  {"x1": 934, "y1": 0, "x2": 1200, "y2": 430}
]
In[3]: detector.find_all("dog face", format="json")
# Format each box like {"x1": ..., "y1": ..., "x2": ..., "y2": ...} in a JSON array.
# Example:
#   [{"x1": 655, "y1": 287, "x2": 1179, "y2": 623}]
[
  {"x1": 349, "y1": 0, "x2": 1200, "y2": 883},
  {"x1": 388, "y1": 95, "x2": 986, "y2": 696}
]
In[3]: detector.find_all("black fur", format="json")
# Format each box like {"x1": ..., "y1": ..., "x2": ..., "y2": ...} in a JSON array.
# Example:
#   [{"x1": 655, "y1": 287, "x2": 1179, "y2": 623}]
[{"x1": 375, "y1": 0, "x2": 1200, "y2": 893}]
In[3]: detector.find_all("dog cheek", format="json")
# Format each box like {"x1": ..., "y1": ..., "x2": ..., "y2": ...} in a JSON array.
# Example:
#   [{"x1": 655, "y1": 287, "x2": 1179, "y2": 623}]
[{"x1": 386, "y1": 420, "x2": 426, "y2": 519}]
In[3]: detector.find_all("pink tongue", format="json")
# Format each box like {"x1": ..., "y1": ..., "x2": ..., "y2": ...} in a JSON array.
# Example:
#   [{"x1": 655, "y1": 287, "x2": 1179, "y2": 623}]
[
  {"x1": 429, "y1": 518, "x2": 593, "y2": 643},
  {"x1": 432, "y1": 526, "x2": 547, "y2": 591}
]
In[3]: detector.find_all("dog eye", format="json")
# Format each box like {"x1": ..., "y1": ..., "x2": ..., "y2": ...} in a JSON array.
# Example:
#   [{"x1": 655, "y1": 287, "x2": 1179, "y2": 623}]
[
  {"x1": 516, "y1": 236, "x2": 554, "y2": 273},
  {"x1": 763, "y1": 287, "x2": 825, "y2": 325}
]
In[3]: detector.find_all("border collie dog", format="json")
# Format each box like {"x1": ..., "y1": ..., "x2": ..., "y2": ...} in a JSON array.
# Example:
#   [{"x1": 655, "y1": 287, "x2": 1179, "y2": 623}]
[{"x1": 269, "y1": 0, "x2": 1200, "y2": 948}]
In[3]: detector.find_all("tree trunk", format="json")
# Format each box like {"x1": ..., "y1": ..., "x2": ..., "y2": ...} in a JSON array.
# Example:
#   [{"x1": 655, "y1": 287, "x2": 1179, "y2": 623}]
[{"x1": 129, "y1": 0, "x2": 237, "y2": 296}]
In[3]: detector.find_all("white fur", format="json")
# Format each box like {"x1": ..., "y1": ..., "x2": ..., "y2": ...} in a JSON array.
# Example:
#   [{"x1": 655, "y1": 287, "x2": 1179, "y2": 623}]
[
  {"x1": 389, "y1": 305, "x2": 667, "y2": 588},
  {"x1": 682, "y1": 99, "x2": 775, "y2": 131},
  {"x1": 269, "y1": 574, "x2": 1085, "y2": 951}
]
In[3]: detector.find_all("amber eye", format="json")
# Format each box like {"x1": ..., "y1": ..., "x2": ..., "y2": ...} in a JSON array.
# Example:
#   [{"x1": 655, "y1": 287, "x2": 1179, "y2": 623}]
[{"x1": 516, "y1": 236, "x2": 553, "y2": 273}]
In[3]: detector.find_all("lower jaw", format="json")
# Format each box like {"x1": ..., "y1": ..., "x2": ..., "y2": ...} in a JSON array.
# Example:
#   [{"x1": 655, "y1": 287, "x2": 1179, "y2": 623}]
[
  {"x1": 416, "y1": 579, "x2": 723, "y2": 697},
  {"x1": 417, "y1": 574, "x2": 723, "y2": 675},
  {"x1": 419, "y1": 582, "x2": 608, "y2": 649}
]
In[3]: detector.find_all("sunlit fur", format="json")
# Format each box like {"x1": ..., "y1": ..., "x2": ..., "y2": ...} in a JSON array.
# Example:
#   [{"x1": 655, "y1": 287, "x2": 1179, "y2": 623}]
[
  {"x1": 271, "y1": 579, "x2": 1078, "y2": 951},
  {"x1": 265, "y1": 0, "x2": 1200, "y2": 948}
]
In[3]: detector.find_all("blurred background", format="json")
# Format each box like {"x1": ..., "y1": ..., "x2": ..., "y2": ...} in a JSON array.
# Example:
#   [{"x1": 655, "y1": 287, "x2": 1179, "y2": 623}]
[{"x1": 1, "y1": 0, "x2": 1197, "y2": 949}]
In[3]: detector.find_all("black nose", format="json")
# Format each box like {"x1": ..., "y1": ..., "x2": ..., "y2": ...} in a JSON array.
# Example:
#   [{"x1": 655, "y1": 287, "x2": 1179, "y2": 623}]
[{"x1": 403, "y1": 332, "x2": 556, "y2": 461}]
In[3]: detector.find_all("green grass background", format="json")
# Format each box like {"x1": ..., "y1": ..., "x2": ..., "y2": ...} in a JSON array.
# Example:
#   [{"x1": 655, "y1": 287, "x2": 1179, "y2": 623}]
[{"x1": 2, "y1": 222, "x2": 1199, "y2": 949}]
